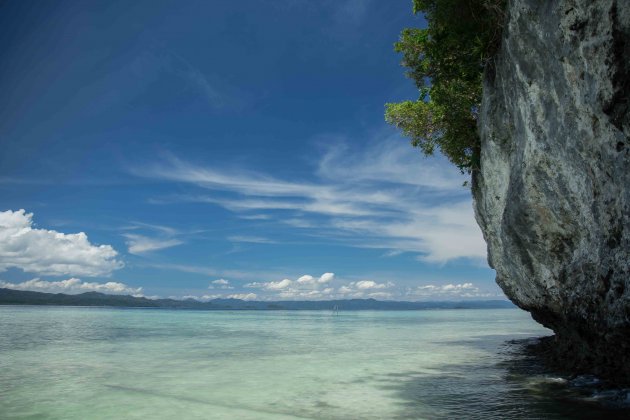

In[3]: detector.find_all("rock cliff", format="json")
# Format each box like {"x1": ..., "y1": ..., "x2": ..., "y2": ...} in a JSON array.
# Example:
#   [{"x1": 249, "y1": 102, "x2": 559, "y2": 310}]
[{"x1": 473, "y1": 0, "x2": 630, "y2": 382}]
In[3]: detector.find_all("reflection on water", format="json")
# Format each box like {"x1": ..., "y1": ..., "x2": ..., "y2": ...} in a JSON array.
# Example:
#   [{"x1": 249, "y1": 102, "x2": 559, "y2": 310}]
[{"x1": 0, "y1": 306, "x2": 628, "y2": 419}]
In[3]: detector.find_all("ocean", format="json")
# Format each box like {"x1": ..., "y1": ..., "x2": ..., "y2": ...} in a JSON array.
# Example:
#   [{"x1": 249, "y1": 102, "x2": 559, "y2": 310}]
[{"x1": 1, "y1": 306, "x2": 628, "y2": 419}]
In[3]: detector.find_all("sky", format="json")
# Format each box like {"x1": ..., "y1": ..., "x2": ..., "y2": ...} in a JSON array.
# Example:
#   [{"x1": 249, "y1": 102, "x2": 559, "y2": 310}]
[{"x1": 0, "y1": 0, "x2": 503, "y2": 301}]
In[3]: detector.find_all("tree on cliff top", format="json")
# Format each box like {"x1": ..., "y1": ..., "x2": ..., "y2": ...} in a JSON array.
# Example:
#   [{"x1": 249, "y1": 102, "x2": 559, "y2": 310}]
[{"x1": 385, "y1": 0, "x2": 506, "y2": 174}]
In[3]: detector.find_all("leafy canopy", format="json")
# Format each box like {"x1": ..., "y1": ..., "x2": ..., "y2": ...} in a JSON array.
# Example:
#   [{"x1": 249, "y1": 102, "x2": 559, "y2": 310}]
[{"x1": 385, "y1": 0, "x2": 506, "y2": 173}]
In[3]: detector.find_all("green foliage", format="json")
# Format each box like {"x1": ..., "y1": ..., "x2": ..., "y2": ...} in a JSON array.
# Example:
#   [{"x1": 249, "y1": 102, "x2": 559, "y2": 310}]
[{"x1": 385, "y1": 0, "x2": 506, "y2": 173}]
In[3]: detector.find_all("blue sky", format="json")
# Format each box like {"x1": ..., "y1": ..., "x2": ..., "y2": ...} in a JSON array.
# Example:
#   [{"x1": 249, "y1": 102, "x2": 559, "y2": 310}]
[{"x1": 0, "y1": 0, "x2": 502, "y2": 301}]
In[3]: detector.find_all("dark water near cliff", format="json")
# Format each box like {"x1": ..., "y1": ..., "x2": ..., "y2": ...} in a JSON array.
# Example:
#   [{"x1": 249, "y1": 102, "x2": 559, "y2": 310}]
[{"x1": 0, "y1": 306, "x2": 628, "y2": 419}]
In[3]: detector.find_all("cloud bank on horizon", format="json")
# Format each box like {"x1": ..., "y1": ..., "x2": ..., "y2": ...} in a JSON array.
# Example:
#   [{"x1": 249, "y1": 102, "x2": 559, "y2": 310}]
[
  {"x1": 0, "y1": 275, "x2": 499, "y2": 302},
  {"x1": 0, "y1": 278, "x2": 142, "y2": 296},
  {"x1": 0, "y1": 207, "x2": 500, "y2": 300}
]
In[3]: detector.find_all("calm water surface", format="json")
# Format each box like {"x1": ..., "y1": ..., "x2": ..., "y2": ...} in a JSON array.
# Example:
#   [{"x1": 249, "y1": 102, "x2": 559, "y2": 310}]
[{"x1": 1, "y1": 307, "x2": 628, "y2": 419}]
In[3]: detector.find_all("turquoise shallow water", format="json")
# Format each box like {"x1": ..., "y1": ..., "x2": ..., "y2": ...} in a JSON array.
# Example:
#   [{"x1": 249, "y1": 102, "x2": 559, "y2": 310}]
[{"x1": 0, "y1": 306, "x2": 628, "y2": 419}]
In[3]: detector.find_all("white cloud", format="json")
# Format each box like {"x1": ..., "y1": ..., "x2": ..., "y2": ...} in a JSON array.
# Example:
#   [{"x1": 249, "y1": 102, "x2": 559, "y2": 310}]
[
  {"x1": 267, "y1": 279, "x2": 293, "y2": 290},
  {"x1": 227, "y1": 293, "x2": 257, "y2": 300},
  {"x1": 227, "y1": 235, "x2": 276, "y2": 244},
  {"x1": 354, "y1": 280, "x2": 393, "y2": 290},
  {"x1": 365, "y1": 291, "x2": 393, "y2": 299},
  {"x1": 123, "y1": 221, "x2": 180, "y2": 236},
  {"x1": 208, "y1": 278, "x2": 233, "y2": 290},
  {"x1": 0, "y1": 209, "x2": 123, "y2": 277},
  {"x1": 0, "y1": 277, "x2": 141, "y2": 295},
  {"x1": 336, "y1": 280, "x2": 395, "y2": 298},
  {"x1": 338, "y1": 285, "x2": 353, "y2": 294},
  {"x1": 276, "y1": 287, "x2": 335, "y2": 300},
  {"x1": 382, "y1": 250, "x2": 405, "y2": 257},
  {"x1": 120, "y1": 221, "x2": 196, "y2": 255},
  {"x1": 189, "y1": 195, "x2": 377, "y2": 217},
  {"x1": 417, "y1": 283, "x2": 476, "y2": 293},
  {"x1": 319, "y1": 272, "x2": 335, "y2": 283},
  {"x1": 142, "y1": 262, "x2": 286, "y2": 282},
  {"x1": 329, "y1": 200, "x2": 486, "y2": 263},
  {"x1": 187, "y1": 271, "x2": 500, "y2": 302},
  {"x1": 317, "y1": 140, "x2": 464, "y2": 190},
  {"x1": 181, "y1": 294, "x2": 222, "y2": 302},
  {"x1": 237, "y1": 214, "x2": 271, "y2": 220},
  {"x1": 132, "y1": 135, "x2": 486, "y2": 263},
  {"x1": 405, "y1": 283, "x2": 501, "y2": 300},
  {"x1": 240, "y1": 273, "x2": 409, "y2": 301},
  {"x1": 296, "y1": 272, "x2": 335, "y2": 285},
  {"x1": 244, "y1": 273, "x2": 338, "y2": 300},
  {"x1": 212, "y1": 279, "x2": 229, "y2": 285},
  {"x1": 133, "y1": 294, "x2": 161, "y2": 300},
  {"x1": 245, "y1": 278, "x2": 293, "y2": 290},
  {"x1": 123, "y1": 233, "x2": 183, "y2": 255}
]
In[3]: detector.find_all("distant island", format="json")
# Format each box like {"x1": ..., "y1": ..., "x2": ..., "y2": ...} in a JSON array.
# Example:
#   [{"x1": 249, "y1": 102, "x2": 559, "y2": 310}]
[{"x1": 0, "y1": 288, "x2": 513, "y2": 310}]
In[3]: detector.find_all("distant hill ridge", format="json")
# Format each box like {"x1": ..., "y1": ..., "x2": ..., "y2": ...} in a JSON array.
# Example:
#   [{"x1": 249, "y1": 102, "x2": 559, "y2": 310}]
[{"x1": 0, "y1": 288, "x2": 513, "y2": 310}]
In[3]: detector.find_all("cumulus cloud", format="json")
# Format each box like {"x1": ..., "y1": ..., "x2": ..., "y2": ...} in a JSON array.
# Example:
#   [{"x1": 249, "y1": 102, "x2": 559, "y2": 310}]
[
  {"x1": 353, "y1": 280, "x2": 393, "y2": 290},
  {"x1": 266, "y1": 279, "x2": 293, "y2": 290},
  {"x1": 241, "y1": 273, "x2": 400, "y2": 300},
  {"x1": 245, "y1": 278, "x2": 293, "y2": 290},
  {"x1": 208, "y1": 278, "x2": 234, "y2": 289},
  {"x1": 337, "y1": 280, "x2": 395, "y2": 299},
  {"x1": 276, "y1": 287, "x2": 335, "y2": 300},
  {"x1": 0, "y1": 278, "x2": 141, "y2": 295},
  {"x1": 213, "y1": 279, "x2": 229, "y2": 285},
  {"x1": 167, "y1": 273, "x2": 499, "y2": 302},
  {"x1": 0, "y1": 209, "x2": 123, "y2": 277},
  {"x1": 296, "y1": 272, "x2": 335, "y2": 285},
  {"x1": 244, "y1": 273, "x2": 337, "y2": 300}
]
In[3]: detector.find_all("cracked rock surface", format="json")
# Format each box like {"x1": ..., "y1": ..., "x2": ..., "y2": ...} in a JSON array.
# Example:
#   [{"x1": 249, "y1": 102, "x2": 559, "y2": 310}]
[{"x1": 473, "y1": 0, "x2": 630, "y2": 382}]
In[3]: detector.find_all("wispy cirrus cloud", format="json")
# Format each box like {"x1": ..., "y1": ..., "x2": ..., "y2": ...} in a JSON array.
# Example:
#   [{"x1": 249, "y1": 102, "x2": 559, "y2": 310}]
[
  {"x1": 130, "y1": 134, "x2": 486, "y2": 263},
  {"x1": 142, "y1": 262, "x2": 287, "y2": 282},
  {"x1": 227, "y1": 235, "x2": 277, "y2": 244},
  {"x1": 128, "y1": 47, "x2": 246, "y2": 111},
  {"x1": 123, "y1": 234, "x2": 183, "y2": 255},
  {"x1": 120, "y1": 221, "x2": 206, "y2": 255}
]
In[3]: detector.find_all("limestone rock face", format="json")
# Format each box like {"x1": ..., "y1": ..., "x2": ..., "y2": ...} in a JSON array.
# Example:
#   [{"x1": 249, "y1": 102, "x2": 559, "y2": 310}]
[{"x1": 473, "y1": 0, "x2": 630, "y2": 382}]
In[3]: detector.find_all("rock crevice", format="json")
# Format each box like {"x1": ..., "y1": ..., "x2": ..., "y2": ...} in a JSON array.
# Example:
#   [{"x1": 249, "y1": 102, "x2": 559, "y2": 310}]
[{"x1": 473, "y1": 0, "x2": 630, "y2": 383}]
